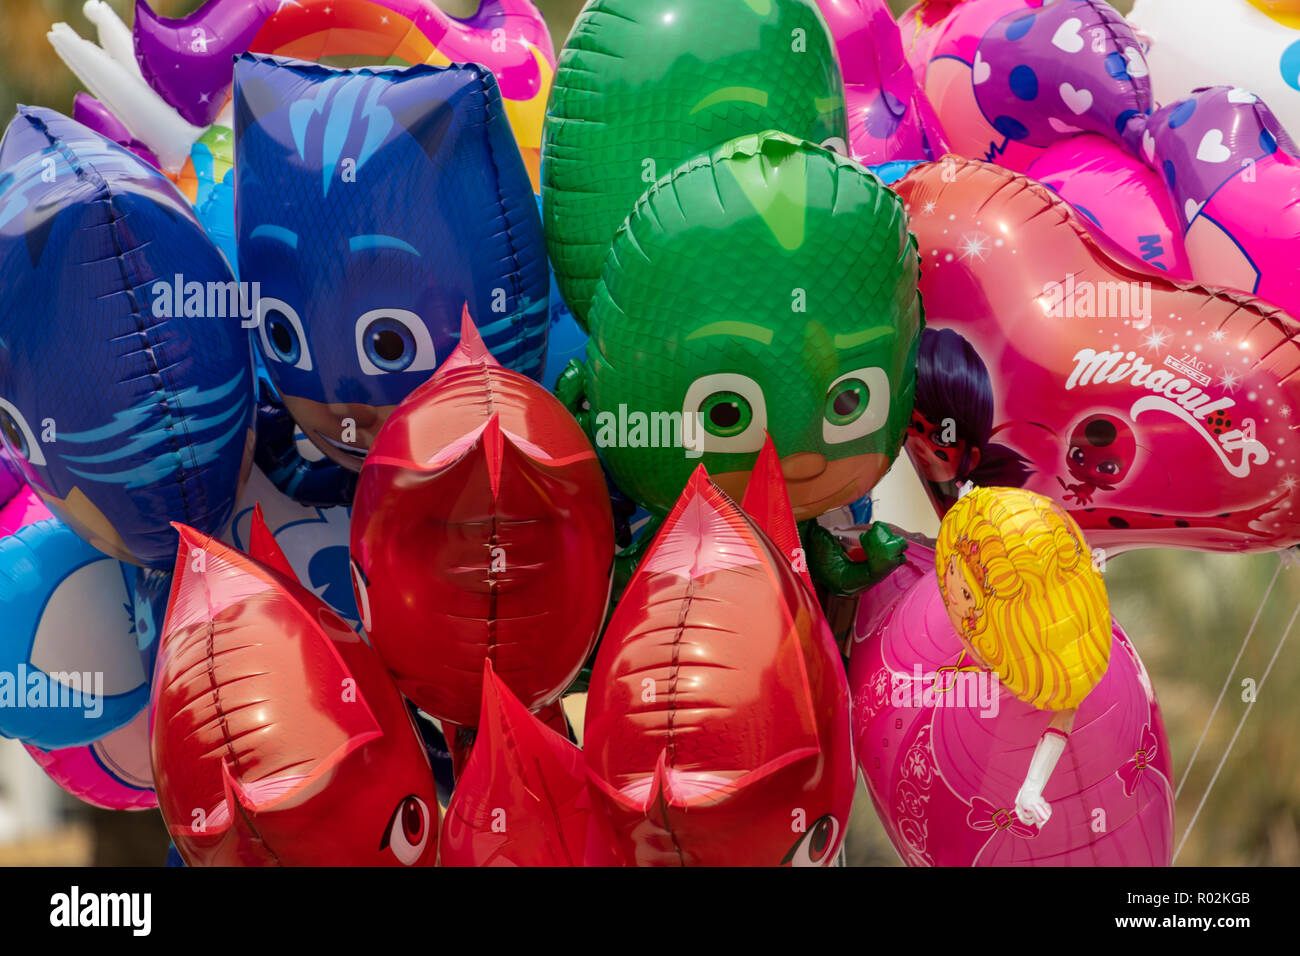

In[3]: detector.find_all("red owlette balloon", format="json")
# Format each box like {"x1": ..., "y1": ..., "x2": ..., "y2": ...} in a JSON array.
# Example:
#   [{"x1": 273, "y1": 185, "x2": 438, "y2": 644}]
[
  {"x1": 583, "y1": 467, "x2": 856, "y2": 866},
  {"x1": 440, "y1": 660, "x2": 593, "y2": 866},
  {"x1": 350, "y1": 308, "x2": 614, "y2": 726},
  {"x1": 152, "y1": 511, "x2": 439, "y2": 866}
]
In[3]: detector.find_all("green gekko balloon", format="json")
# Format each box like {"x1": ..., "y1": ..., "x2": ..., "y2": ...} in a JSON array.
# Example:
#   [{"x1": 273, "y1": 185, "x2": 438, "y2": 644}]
[
  {"x1": 543, "y1": 0, "x2": 847, "y2": 327},
  {"x1": 582, "y1": 132, "x2": 922, "y2": 536}
]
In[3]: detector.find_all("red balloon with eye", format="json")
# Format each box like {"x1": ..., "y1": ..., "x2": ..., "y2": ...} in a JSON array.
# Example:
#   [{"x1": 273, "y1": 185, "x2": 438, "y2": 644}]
[
  {"x1": 584, "y1": 467, "x2": 855, "y2": 866},
  {"x1": 350, "y1": 309, "x2": 614, "y2": 726},
  {"x1": 152, "y1": 512, "x2": 439, "y2": 866}
]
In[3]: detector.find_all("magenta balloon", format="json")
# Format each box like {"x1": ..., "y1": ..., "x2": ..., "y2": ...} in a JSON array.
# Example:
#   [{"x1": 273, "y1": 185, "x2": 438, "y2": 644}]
[
  {"x1": 849, "y1": 549, "x2": 1175, "y2": 866},
  {"x1": 0, "y1": 486, "x2": 49, "y2": 538},
  {"x1": 1026, "y1": 133, "x2": 1192, "y2": 280},
  {"x1": 816, "y1": 0, "x2": 950, "y2": 164}
]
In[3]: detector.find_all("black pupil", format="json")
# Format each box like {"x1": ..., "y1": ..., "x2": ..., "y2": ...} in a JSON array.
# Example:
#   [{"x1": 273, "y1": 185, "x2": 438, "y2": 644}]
[
  {"x1": 834, "y1": 387, "x2": 861, "y2": 417},
  {"x1": 373, "y1": 328, "x2": 406, "y2": 362},
  {"x1": 809, "y1": 818, "x2": 831, "y2": 857},
  {"x1": 402, "y1": 799, "x2": 423, "y2": 840},
  {"x1": 710, "y1": 401, "x2": 740, "y2": 428},
  {"x1": 270, "y1": 317, "x2": 293, "y2": 354},
  {"x1": 0, "y1": 413, "x2": 24, "y2": 453}
]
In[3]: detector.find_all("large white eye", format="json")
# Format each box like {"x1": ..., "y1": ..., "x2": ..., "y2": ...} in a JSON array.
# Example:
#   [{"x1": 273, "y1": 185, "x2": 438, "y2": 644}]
[
  {"x1": 823, "y1": 367, "x2": 890, "y2": 444},
  {"x1": 380, "y1": 794, "x2": 431, "y2": 865},
  {"x1": 0, "y1": 398, "x2": 46, "y2": 467},
  {"x1": 354, "y1": 309, "x2": 438, "y2": 376},
  {"x1": 781, "y1": 814, "x2": 840, "y2": 867},
  {"x1": 682, "y1": 373, "x2": 768, "y2": 454},
  {"x1": 350, "y1": 559, "x2": 373, "y2": 634},
  {"x1": 256, "y1": 298, "x2": 313, "y2": 371}
]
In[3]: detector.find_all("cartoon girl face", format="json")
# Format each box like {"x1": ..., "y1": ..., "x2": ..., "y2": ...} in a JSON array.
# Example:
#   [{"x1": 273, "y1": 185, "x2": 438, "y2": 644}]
[
  {"x1": 943, "y1": 554, "x2": 979, "y2": 623},
  {"x1": 907, "y1": 409, "x2": 974, "y2": 484},
  {"x1": 941, "y1": 552, "x2": 990, "y2": 669}
]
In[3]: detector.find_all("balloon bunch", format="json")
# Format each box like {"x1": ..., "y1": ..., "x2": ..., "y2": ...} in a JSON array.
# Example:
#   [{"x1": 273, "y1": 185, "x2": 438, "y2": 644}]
[{"x1": 3, "y1": 0, "x2": 1292, "y2": 869}]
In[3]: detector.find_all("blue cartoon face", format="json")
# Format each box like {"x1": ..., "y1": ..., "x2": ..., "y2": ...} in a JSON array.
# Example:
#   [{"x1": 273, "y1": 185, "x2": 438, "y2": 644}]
[
  {"x1": 0, "y1": 107, "x2": 254, "y2": 568},
  {"x1": 234, "y1": 55, "x2": 549, "y2": 470}
]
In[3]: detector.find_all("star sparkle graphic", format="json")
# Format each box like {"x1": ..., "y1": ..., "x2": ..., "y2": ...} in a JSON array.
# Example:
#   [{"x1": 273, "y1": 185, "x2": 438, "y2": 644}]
[{"x1": 958, "y1": 232, "x2": 991, "y2": 263}]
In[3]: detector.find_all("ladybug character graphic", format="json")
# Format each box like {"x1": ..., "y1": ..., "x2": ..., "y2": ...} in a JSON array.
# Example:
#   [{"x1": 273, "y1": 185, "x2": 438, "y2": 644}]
[{"x1": 1057, "y1": 415, "x2": 1137, "y2": 506}]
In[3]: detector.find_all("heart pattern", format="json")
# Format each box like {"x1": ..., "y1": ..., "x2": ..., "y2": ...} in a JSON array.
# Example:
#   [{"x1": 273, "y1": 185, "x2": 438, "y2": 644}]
[
  {"x1": 1142, "y1": 128, "x2": 1156, "y2": 163},
  {"x1": 973, "y1": 50, "x2": 991, "y2": 85},
  {"x1": 1185, "y1": 198, "x2": 1204, "y2": 221},
  {"x1": 1052, "y1": 17, "x2": 1085, "y2": 54},
  {"x1": 1227, "y1": 88, "x2": 1259, "y2": 104},
  {"x1": 1123, "y1": 46, "x2": 1149, "y2": 79},
  {"x1": 1060, "y1": 82, "x2": 1094, "y2": 115},
  {"x1": 1196, "y1": 128, "x2": 1231, "y2": 163}
]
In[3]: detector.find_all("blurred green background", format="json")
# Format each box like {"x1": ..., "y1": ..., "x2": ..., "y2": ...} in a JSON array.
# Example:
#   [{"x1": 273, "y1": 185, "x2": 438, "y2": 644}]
[{"x1": 3, "y1": 0, "x2": 1297, "y2": 868}]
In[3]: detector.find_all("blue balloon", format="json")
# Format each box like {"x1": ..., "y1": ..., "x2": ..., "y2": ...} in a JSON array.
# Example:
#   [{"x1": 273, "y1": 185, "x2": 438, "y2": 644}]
[
  {"x1": 536, "y1": 195, "x2": 589, "y2": 391},
  {"x1": 0, "y1": 518, "x2": 149, "y2": 748},
  {"x1": 0, "y1": 107, "x2": 255, "y2": 569},
  {"x1": 234, "y1": 55, "x2": 549, "y2": 471}
]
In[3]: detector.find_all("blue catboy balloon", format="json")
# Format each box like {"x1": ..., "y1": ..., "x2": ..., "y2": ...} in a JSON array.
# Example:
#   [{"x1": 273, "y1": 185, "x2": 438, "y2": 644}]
[
  {"x1": 0, "y1": 107, "x2": 255, "y2": 568},
  {"x1": 0, "y1": 518, "x2": 149, "y2": 748},
  {"x1": 234, "y1": 55, "x2": 550, "y2": 471}
]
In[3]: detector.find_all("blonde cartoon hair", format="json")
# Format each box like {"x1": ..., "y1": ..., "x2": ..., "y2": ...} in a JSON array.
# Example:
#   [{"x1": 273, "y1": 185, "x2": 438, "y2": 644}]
[{"x1": 935, "y1": 486, "x2": 1111, "y2": 710}]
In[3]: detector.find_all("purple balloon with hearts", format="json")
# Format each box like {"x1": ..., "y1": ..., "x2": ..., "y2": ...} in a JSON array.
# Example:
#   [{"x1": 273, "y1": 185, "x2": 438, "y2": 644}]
[{"x1": 972, "y1": 0, "x2": 1153, "y2": 149}]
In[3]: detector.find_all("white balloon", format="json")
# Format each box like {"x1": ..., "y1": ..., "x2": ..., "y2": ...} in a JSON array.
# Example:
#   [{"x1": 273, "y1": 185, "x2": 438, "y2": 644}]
[{"x1": 1129, "y1": 0, "x2": 1300, "y2": 142}]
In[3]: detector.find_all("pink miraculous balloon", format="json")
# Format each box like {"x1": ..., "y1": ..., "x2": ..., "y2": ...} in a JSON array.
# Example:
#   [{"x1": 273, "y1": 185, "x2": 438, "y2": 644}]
[
  {"x1": 816, "y1": 0, "x2": 950, "y2": 164},
  {"x1": 1026, "y1": 134, "x2": 1192, "y2": 281},
  {"x1": 23, "y1": 707, "x2": 156, "y2": 811},
  {"x1": 849, "y1": 540, "x2": 1175, "y2": 866}
]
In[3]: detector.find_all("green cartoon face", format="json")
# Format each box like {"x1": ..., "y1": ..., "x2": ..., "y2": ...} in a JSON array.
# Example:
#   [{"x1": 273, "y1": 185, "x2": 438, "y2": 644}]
[
  {"x1": 544, "y1": 0, "x2": 848, "y2": 327},
  {"x1": 586, "y1": 132, "x2": 923, "y2": 519}
]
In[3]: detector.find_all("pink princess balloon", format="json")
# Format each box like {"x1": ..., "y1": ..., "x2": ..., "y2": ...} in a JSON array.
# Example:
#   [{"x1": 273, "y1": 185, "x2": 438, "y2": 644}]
[
  {"x1": 848, "y1": 544, "x2": 1174, "y2": 866},
  {"x1": 816, "y1": 0, "x2": 950, "y2": 164},
  {"x1": 23, "y1": 706, "x2": 157, "y2": 811}
]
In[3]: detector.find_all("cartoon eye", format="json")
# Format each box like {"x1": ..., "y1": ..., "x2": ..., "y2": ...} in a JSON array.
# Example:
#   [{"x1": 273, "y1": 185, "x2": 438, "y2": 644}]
[
  {"x1": 1097, "y1": 460, "x2": 1120, "y2": 476},
  {"x1": 699, "y1": 391, "x2": 753, "y2": 438},
  {"x1": 351, "y1": 560, "x2": 373, "y2": 634},
  {"x1": 823, "y1": 368, "x2": 890, "y2": 444},
  {"x1": 354, "y1": 309, "x2": 438, "y2": 376},
  {"x1": 1069, "y1": 445, "x2": 1086, "y2": 466},
  {"x1": 0, "y1": 399, "x2": 45, "y2": 467},
  {"x1": 256, "y1": 298, "x2": 313, "y2": 371},
  {"x1": 682, "y1": 373, "x2": 768, "y2": 454},
  {"x1": 781, "y1": 814, "x2": 840, "y2": 866},
  {"x1": 379, "y1": 794, "x2": 431, "y2": 865}
]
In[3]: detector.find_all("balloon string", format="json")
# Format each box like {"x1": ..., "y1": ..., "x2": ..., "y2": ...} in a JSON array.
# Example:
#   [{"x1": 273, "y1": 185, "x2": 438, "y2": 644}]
[
  {"x1": 1173, "y1": 560, "x2": 1282, "y2": 799},
  {"x1": 1172, "y1": 579, "x2": 1300, "y2": 863}
]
